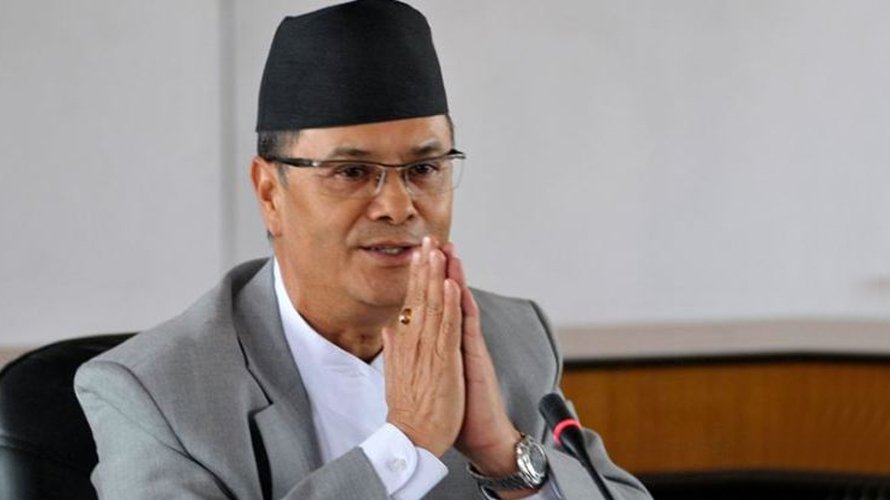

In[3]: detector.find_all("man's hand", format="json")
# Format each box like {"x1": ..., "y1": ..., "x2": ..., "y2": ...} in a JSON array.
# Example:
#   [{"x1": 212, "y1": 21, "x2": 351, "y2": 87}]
[
  {"x1": 442, "y1": 243, "x2": 525, "y2": 479},
  {"x1": 384, "y1": 236, "x2": 466, "y2": 457}
]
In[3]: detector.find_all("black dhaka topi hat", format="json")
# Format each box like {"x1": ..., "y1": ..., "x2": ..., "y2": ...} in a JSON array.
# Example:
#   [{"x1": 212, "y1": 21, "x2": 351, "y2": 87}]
[{"x1": 256, "y1": 0, "x2": 448, "y2": 131}]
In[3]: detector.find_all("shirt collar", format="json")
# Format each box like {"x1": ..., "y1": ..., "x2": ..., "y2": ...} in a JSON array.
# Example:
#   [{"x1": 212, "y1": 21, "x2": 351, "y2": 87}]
[{"x1": 272, "y1": 259, "x2": 383, "y2": 387}]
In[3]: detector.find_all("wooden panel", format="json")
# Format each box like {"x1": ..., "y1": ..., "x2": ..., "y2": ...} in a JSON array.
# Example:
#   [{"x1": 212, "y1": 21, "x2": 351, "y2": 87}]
[{"x1": 562, "y1": 360, "x2": 890, "y2": 475}]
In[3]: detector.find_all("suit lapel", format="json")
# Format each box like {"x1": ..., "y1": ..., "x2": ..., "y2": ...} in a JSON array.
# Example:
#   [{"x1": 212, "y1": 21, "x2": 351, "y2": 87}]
[{"x1": 232, "y1": 259, "x2": 322, "y2": 497}]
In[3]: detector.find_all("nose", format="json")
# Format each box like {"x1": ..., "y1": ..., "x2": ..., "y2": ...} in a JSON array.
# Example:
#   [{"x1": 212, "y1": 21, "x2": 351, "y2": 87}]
[{"x1": 366, "y1": 168, "x2": 417, "y2": 224}]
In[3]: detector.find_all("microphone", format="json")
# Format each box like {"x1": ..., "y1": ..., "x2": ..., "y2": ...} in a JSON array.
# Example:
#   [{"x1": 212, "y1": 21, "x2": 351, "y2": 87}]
[{"x1": 539, "y1": 393, "x2": 615, "y2": 500}]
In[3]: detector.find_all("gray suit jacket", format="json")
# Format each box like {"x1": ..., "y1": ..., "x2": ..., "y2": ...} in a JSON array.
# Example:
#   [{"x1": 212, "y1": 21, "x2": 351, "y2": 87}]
[{"x1": 75, "y1": 259, "x2": 650, "y2": 499}]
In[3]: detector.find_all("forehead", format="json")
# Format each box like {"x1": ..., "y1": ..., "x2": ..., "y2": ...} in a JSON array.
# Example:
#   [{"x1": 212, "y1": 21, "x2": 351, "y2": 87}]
[{"x1": 290, "y1": 115, "x2": 452, "y2": 159}]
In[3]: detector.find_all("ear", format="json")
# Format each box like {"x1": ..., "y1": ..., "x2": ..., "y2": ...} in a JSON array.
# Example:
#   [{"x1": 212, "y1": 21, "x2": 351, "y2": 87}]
[{"x1": 251, "y1": 156, "x2": 284, "y2": 238}]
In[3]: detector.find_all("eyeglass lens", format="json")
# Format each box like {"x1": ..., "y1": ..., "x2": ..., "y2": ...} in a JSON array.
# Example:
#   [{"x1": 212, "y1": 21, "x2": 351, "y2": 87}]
[{"x1": 315, "y1": 157, "x2": 464, "y2": 199}]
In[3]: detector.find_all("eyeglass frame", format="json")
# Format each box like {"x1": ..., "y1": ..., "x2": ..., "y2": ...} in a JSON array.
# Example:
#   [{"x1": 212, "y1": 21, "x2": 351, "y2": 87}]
[{"x1": 261, "y1": 149, "x2": 466, "y2": 198}]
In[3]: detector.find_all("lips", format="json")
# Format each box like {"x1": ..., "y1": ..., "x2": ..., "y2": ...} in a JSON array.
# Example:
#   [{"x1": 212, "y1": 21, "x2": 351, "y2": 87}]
[
  {"x1": 361, "y1": 242, "x2": 417, "y2": 254},
  {"x1": 359, "y1": 241, "x2": 419, "y2": 263},
  {"x1": 365, "y1": 245, "x2": 413, "y2": 255}
]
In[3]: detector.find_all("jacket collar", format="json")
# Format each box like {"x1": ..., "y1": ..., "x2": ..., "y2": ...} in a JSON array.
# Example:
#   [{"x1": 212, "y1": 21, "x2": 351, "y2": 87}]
[{"x1": 231, "y1": 258, "x2": 323, "y2": 497}]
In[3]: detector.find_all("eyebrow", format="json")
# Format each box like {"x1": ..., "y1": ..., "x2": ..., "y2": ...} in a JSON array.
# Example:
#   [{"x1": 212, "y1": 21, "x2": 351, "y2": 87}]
[
  {"x1": 411, "y1": 139, "x2": 448, "y2": 158},
  {"x1": 323, "y1": 138, "x2": 449, "y2": 161},
  {"x1": 325, "y1": 145, "x2": 372, "y2": 160}
]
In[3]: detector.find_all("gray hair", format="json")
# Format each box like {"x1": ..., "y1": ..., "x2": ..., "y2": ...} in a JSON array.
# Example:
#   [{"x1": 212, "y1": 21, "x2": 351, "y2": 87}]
[{"x1": 257, "y1": 130, "x2": 300, "y2": 240}]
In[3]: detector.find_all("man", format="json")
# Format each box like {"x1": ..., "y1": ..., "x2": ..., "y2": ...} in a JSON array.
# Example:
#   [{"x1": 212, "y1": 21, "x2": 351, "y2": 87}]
[{"x1": 75, "y1": 1, "x2": 651, "y2": 499}]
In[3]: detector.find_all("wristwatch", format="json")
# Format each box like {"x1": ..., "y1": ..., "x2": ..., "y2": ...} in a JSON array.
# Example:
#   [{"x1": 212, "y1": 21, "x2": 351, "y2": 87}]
[{"x1": 467, "y1": 433, "x2": 549, "y2": 498}]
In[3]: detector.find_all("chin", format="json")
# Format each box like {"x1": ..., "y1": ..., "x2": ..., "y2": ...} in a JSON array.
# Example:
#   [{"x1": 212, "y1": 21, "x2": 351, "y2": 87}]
[
  {"x1": 354, "y1": 286, "x2": 406, "y2": 309},
  {"x1": 351, "y1": 271, "x2": 409, "y2": 309}
]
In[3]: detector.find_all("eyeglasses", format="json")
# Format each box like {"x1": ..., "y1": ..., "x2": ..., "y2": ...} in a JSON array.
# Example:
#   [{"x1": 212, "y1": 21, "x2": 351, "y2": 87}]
[{"x1": 263, "y1": 150, "x2": 466, "y2": 199}]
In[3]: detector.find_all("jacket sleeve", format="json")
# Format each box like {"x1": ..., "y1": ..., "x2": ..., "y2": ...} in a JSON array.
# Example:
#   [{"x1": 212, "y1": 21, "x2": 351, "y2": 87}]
[
  {"x1": 74, "y1": 360, "x2": 388, "y2": 500},
  {"x1": 529, "y1": 301, "x2": 653, "y2": 500}
]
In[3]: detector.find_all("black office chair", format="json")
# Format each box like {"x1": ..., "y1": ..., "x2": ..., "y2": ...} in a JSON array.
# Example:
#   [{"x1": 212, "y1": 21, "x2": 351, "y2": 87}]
[{"x1": 0, "y1": 334, "x2": 133, "y2": 500}]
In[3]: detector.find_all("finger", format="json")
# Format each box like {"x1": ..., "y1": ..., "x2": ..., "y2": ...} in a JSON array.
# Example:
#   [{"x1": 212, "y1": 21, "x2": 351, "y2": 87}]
[
  {"x1": 403, "y1": 236, "x2": 432, "y2": 313},
  {"x1": 463, "y1": 285, "x2": 480, "y2": 320},
  {"x1": 441, "y1": 242, "x2": 463, "y2": 286},
  {"x1": 438, "y1": 278, "x2": 462, "y2": 353},
  {"x1": 456, "y1": 268, "x2": 483, "y2": 353},
  {"x1": 444, "y1": 249, "x2": 477, "y2": 316},
  {"x1": 423, "y1": 248, "x2": 446, "y2": 335},
  {"x1": 460, "y1": 291, "x2": 493, "y2": 377},
  {"x1": 450, "y1": 254, "x2": 467, "y2": 290}
]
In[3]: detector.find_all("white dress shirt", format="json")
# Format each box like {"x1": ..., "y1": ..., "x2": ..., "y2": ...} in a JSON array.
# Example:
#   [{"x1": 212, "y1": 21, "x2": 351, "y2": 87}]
[{"x1": 273, "y1": 260, "x2": 560, "y2": 499}]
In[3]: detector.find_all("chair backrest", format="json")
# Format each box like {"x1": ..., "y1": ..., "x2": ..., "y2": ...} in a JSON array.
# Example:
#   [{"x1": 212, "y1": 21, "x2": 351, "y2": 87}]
[{"x1": 0, "y1": 334, "x2": 133, "y2": 500}]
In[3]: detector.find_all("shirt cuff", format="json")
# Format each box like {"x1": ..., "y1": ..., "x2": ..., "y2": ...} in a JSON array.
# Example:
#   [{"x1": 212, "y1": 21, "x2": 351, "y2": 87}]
[{"x1": 359, "y1": 423, "x2": 448, "y2": 500}]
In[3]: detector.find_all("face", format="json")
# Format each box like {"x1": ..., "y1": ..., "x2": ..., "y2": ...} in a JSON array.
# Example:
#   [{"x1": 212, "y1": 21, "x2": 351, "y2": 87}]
[{"x1": 253, "y1": 115, "x2": 454, "y2": 315}]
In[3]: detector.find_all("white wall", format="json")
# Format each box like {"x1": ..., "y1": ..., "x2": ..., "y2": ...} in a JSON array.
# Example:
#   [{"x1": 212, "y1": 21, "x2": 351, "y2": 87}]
[
  {"x1": 2, "y1": 0, "x2": 889, "y2": 347},
  {"x1": 434, "y1": 0, "x2": 890, "y2": 325},
  {"x1": 0, "y1": 0, "x2": 224, "y2": 345},
  {"x1": 231, "y1": 0, "x2": 890, "y2": 324}
]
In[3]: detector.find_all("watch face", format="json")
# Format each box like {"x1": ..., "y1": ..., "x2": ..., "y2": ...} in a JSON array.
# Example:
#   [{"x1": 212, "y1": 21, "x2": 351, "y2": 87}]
[{"x1": 517, "y1": 438, "x2": 548, "y2": 485}]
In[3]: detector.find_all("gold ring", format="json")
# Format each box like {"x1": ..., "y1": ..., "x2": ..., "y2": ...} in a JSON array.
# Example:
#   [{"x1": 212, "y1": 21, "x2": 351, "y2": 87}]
[{"x1": 399, "y1": 308, "x2": 413, "y2": 325}]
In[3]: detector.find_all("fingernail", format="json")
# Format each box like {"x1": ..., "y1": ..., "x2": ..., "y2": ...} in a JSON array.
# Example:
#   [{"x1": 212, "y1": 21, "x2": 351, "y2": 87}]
[{"x1": 411, "y1": 249, "x2": 420, "y2": 264}]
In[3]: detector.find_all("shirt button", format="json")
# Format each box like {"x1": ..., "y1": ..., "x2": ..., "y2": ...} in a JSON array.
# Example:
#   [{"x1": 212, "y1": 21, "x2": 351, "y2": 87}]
[{"x1": 387, "y1": 458, "x2": 407, "y2": 473}]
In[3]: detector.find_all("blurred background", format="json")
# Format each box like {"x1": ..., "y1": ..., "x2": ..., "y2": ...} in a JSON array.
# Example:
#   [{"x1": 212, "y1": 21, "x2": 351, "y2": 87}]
[{"x1": 2, "y1": 0, "x2": 888, "y2": 352}]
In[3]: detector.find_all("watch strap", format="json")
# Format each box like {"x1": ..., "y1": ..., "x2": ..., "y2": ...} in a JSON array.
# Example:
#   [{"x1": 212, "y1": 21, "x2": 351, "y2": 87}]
[
  {"x1": 466, "y1": 433, "x2": 548, "y2": 494},
  {"x1": 468, "y1": 462, "x2": 535, "y2": 490}
]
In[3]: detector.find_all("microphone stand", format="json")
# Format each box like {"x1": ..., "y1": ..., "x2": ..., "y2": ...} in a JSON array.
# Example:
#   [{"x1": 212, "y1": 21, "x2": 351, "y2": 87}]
[{"x1": 539, "y1": 393, "x2": 616, "y2": 500}]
